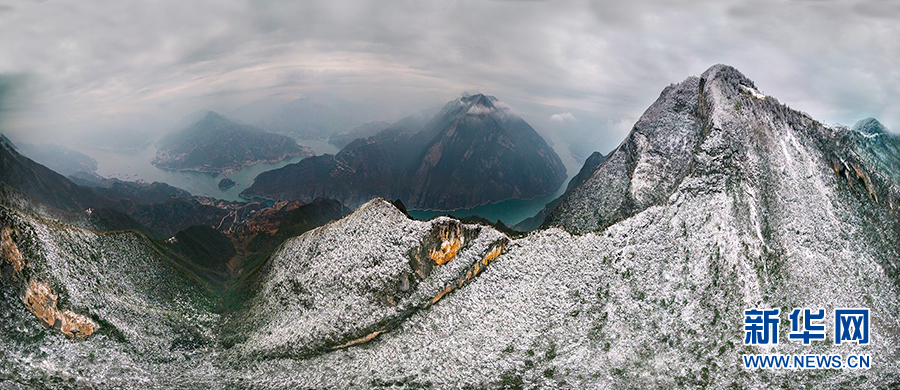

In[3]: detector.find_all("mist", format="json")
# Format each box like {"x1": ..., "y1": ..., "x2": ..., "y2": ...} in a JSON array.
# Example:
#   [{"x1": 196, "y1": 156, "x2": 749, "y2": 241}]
[{"x1": 1, "y1": 0, "x2": 898, "y2": 166}]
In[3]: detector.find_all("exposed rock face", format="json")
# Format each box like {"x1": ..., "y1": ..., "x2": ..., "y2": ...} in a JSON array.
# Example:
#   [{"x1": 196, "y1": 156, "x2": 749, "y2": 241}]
[
  {"x1": 544, "y1": 75, "x2": 703, "y2": 233},
  {"x1": 24, "y1": 280, "x2": 97, "y2": 338},
  {"x1": 153, "y1": 111, "x2": 313, "y2": 173},
  {"x1": 241, "y1": 94, "x2": 567, "y2": 210},
  {"x1": 1, "y1": 226, "x2": 24, "y2": 273},
  {"x1": 0, "y1": 202, "x2": 219, "y2": 367},
  {"x1": 225, "y1": 199, "x2": 510, "y2": 359},
  {"x1": 2, "y1": 226, "x2": 97, "y2": 338}
]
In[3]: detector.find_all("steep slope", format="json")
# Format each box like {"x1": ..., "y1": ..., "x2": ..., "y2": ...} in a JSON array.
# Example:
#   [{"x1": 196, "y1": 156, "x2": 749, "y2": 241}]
[
  {"x1": 241, "y1": 94, "x2": 567, "y2": 210},
  {"x1": 153, "y1": 111, "x2": 313, "y2": 173},
  {"x1": 403, "y1": 94, "x2": 567, "y2": 209},
  {"x1": 0, "y1": 203, "x2": 221, "y2": 389},
  {"x1": 14, "y1": 143, "x2": 98, "y2": 176},
  {"x1": 224, "y1": 199, "x2": 508, "y2": 359},
  {"x1": 844, "y1": 118, "x2": 900, "y2": 191},
  {"x1": 0, "y1": 135, "x2": 109, "y2": 214},
  {"x1": 544, "y1": 76, "x2": 703, "y2": 233}
]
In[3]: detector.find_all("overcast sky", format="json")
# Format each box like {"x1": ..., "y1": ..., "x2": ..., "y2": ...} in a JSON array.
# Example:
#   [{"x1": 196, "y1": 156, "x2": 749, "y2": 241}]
[{"x1": 1, "y1": 0, "x2": 898, "y2": 163}]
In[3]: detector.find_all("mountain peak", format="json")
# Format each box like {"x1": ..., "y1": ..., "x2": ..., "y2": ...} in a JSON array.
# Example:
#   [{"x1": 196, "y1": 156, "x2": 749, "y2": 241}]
[
  {"x1": 456, "y1": 93, "x2": 508, "y2": 117},
  {"x1": 700, "y1": 64, "x2": 756, "y2": 89},
  {"x1": 852, "y1": 117, "x2": 889, "y2": 135},
  {"x1": 460, "y1": 93, "x2": 496, "y2": 106},
  {"x1": 699, "y1": 63, "x2": 768, "y2": 102},
  {"x1": 196, "y1": 110, "x2": 231, "y2": 127}
]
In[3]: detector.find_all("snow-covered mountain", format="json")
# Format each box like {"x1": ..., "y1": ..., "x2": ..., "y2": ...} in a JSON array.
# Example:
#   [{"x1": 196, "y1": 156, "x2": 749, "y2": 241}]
[{"x1": 1, "y1": 65, "x2": 899, "y2": 388}]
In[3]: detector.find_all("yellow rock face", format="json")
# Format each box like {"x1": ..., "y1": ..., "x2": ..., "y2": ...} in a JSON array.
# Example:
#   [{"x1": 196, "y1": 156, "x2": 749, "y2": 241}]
[
  {"x1": 429, "y1": 241, "x2": 505, "y2": 306},
  {"x1": 1, "y1": 227, "x2": 24, "y2": 273},
  {"x1": 23, "y1": 280, "x2": 97, "y2": 339},
  {"x1": 428, "y1": 225, "x2": 464, "y2": 266},
  {"x1": 2, "y1": 226, "x2": 98, "y2": 338}
]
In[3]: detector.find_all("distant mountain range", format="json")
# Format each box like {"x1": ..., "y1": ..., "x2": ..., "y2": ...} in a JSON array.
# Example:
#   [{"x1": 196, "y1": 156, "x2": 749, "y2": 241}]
[
  {"x1": 152, "y1": 111, "x2": 313, "y2": 173},
  {"x1": 241, "y1": 93, "x2": 567, "y2": 210}
]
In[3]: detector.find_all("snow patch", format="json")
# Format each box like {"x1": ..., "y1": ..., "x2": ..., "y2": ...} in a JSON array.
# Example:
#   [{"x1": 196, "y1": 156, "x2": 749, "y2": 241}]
[{"x1": 740, "y1": 84, "x2": 767, "y2": 99}]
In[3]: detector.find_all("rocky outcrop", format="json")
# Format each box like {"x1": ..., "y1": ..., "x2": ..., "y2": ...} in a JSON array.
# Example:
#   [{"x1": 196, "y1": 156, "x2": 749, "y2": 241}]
[
  {"x1": 227, "y1": 199, "x2": 510, "y2": 359},
  {"x1": 23, "y1": 280, "x2": 97, "y2": 338},
  {"x1": 2, "y1": 226, "x2": 97, "y2": 339},
  {"x1": 1, "y1": 226, "x2": 24, "y2": 274}
]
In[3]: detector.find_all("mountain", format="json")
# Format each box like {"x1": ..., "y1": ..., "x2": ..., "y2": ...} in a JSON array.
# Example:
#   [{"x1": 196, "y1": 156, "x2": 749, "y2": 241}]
[
  {"x1": 68, "y1": 171, "x2": 192, "y2": 204},
  {"x1": 241, "y1": 94, "x2": 568, "y2": 210},
  {"x1": 0, "y1": 134, "x2": 108, "y2": 214},
  {"x1": 846, "y1": 117, "x2": 900, "y2": 188},
  {"x1": 852, "y1": 117, "x2": 889, "y2": 135},
  {"x1": 152, "y1": 111, "x2": 313, "y2": 173},
  {"x1": 514, "y1": 150, "x2": 607, "y2": 231},
  {"x1": 14, "y1": 143, "x2": 98, "y2": 176},
  {"x1": 2, "y1": 65, "x2": 900, "y2": 388}
]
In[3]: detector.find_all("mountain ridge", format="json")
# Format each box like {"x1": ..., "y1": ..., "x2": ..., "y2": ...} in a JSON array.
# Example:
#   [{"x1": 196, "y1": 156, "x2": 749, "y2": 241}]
[
  {"x1": 153, "y1": 111, "x2": 313, "y2": 173},
  {"x1": 241, "y1": 93, "x2": 567, "y2": 210}
]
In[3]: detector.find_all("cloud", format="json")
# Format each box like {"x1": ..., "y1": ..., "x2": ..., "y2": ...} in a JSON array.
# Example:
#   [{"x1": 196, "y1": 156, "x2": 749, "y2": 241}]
[
  {"x1": 467, "y1": 104, "x2": 493, "y2": 116},
  {"x1": 550, "y1": 112, "x2": 576, "y2": 123},
  {"x1": 0, "y1": 0, "x2": 895, "y2": 154}
]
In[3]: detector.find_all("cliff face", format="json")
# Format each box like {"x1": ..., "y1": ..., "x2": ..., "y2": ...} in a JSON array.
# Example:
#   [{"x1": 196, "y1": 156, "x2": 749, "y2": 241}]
[
  {"x1": 544, "y1": 75, "x2": 704, "y2": 233},
  {"x1": 240, "y1": 94, "x2": 567, "y2": 210},
  {"x1": 153, "y1": 111, "x2": 313, "y2": 173},
  {"x1": 1, "y1": 65, "x2": 900, "y2": 388}
]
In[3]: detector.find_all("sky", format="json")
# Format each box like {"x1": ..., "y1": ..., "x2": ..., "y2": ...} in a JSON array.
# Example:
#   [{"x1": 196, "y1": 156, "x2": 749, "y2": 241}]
[{"x1": 1, "y1": 0, "x2": 898, "y2": 166}]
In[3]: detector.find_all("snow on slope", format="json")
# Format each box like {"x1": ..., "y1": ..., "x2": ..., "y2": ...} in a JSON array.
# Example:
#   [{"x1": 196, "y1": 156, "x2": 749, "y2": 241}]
[
  {"x1": 218, "y1": 64, "x2": 900, "y2": 388},
  {"x1": 2, "y1": 64, "x2": 900, "y2": 388}
]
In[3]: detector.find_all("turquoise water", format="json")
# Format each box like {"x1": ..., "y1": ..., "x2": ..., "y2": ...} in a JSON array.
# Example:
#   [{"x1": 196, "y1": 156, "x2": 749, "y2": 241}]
[
  {"x1": 82, "y1": 139, "x2": 563, "y2": 224},
  {"x1": 84, "y1": 139, "x2": 339, "y2": 202},
  {"x1": 406, "y1": 180, "x2": 568, "y2": 226}
]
